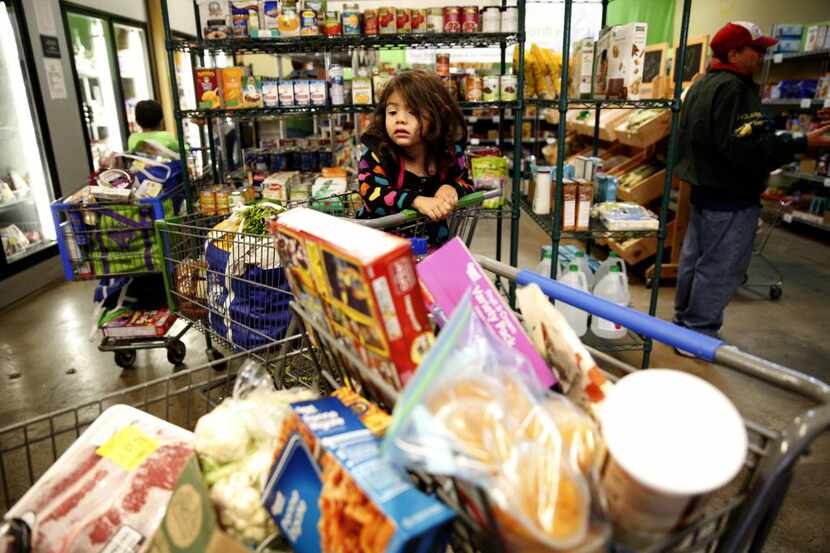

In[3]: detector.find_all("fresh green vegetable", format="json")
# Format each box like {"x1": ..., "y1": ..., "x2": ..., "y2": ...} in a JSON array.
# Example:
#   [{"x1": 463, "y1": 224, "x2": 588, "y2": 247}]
[{"x1": 240, "y1": 201, "x2": 286, "y2": 235}]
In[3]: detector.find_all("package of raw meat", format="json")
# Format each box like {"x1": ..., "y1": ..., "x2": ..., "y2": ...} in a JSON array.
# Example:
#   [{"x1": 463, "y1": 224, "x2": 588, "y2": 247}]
[{"x1": 2, "y1": 405, "x2": 244, "y2": 553}]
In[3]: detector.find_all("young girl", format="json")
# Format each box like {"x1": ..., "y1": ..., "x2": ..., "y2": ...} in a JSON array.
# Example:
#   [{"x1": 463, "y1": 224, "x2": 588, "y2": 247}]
[{"x1": 357, "y1": 70, "x2": 474, "y2": 243}]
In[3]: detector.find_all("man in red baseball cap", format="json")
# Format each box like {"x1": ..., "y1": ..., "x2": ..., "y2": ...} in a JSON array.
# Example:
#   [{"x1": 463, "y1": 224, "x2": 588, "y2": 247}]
[{"x1": 672, "y1": 21, "x2": 830, "y2": 355}]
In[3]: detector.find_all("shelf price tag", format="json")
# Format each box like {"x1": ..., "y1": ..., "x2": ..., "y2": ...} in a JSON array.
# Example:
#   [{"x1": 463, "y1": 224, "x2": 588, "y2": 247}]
[
  {"x1": 773, "y1": 53, "x2": 784, "y2": 63},
  {"x1": 800, "y1": 98, "x2": 812, "y2": 109}
]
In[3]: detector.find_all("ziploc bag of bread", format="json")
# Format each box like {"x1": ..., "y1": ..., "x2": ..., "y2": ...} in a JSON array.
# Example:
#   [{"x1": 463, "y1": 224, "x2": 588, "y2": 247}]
[
  {"x1": 382, "y1": 293, "x2": 610, "y2": 552},
  {"x1": 517, "y1": 283, "x2": 614, "y2": 419}
]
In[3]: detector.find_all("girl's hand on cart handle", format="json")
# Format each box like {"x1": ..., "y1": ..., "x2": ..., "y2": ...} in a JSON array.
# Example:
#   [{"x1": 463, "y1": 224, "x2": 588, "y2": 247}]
[
  {"x1": 806, "y1": 123, "x2": 830, "y2": 151},
  {"x1": 413, "y1": 195, "x2": 452, "y2": 221},
  {"x1": 435, "y1": 185, "x2": 459, "y2": 210}
]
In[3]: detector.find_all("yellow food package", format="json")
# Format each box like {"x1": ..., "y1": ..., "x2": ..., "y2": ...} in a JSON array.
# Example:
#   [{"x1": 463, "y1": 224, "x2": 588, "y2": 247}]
[
  {"x1": 331, "y1": 387, "x2": 392, "y2": 437},
  {"x1": 221, "y1": 67, "x2": 244, "y2": 109}
]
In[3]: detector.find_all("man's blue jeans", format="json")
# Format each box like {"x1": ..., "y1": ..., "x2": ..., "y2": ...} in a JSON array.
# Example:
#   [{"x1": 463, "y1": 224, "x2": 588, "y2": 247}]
[{"x1": 674, "y1": 205, "x2": 760, "y2": 337}]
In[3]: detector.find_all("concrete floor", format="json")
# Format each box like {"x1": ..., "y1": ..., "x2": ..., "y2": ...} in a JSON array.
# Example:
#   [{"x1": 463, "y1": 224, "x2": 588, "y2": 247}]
[{"x1": 0, "y1": 212, "x2": 828, "y2": 551}]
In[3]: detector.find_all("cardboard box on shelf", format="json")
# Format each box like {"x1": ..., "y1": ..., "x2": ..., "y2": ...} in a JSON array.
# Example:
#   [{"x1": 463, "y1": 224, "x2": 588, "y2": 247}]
[
  {"x1": 273, "y1": 209, "x2": 434, "y2": 390},
  {"x1": 606, "y1": 22, "x2": 648, "y2": 100},
  {"x1": 593, "y1": 27, "x2": 613, "y2": 99},
  {"x1": 263, "y1": 397, "x2": 455, "y2": 553},
  {"x1": 195, "y1": 68, "x2": 221, "y2": 109},
  {"x1": 570, "y1": 37, "x2": 595, "y2": 98},
  {"x1": 576, "y1": 180, "x2": 593, "y2": 231},
  {"x1": 220, "y1": 67, "x2": 245, "y2": 109},
  {"x1": 563, "y1": 180, "x2": 578, "y2": 230}
]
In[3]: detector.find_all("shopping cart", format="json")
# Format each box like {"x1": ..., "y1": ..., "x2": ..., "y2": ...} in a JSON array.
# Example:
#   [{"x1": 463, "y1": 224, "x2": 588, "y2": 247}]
[
  {"x1": 50, "y1": 185, "x2": 192, "y2": 369},
  {"x1": 287, "y1": 256, "x2": 830, "y2": 553},
  {"x1": 743, "y1": 197, "x2": 789, "y2": 301}
]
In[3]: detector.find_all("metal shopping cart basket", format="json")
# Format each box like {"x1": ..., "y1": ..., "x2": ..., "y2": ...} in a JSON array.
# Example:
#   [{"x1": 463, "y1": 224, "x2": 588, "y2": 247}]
[
  {"x1": 50, "y1": 184, "x2": 192, "y2": 369},
  {"x1": 743, "y1": 196, "x2": 789, "y2": 301},
  {"x1": 285, "y1": 252, "x2": 829, "y2": 553}
]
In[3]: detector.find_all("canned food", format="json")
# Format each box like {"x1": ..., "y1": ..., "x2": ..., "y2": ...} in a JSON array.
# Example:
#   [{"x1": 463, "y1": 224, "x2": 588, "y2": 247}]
[
  {"x1": 363, "y1": 9, "x2": 378, "y2": 35},
  {"x1": 435, "y1": 53, "x2": 450, "y2": 77},
  {"x1": 482, "y1": 75, "x2": 500, "y2": 101},
  {"x1": 215, "y1": 189, "x2": 230, "y2": 216},
  {"x1": 378, "y1": 7, "x2": 396, "y2": 34},
  {"x1": 482, "y1": 6, "x2": 500, "y2": 33},
  {"x1": 341, "y1": 5, "x2": 360, "y2": 35},
  {"x1": 465, "y1": 74, "x2": 483, "y2": 101},
  {"x1": 447, "y1": 75, "x2": 460, "y2": 100},
  {"x1": 396, "y1": 8, "x2": 411, "y2": 33},
  {"x1": 324, "y1": 10, "x2": 341, "y2": 35},
  {"x1": 427, "y1": 8, "x2": 443, "y2": 33},
  {"x1": 462, "y1": 7, "x2": 479, "y2": 33},
  {"x1": 501, "y1": 6, "x2": 518, "y2": 33},
  {"x1": 200, "y1": 190, "x2": 216, "y2": 216},
  {"x1": 243, "y1": 186, "x2": 257, "y2": 203},
  {"x1": 411, "y1": 9, "x2": 427, "y2": 33},
  {"x1": 500, "y1": 74, "x2": 517, "y2": 101},
  {"x1": 300, "y1": 9, "x2": 319, "y2": 35},
  {"x1": 443, "y1": 7, "x2": 461, "y2": 33}
]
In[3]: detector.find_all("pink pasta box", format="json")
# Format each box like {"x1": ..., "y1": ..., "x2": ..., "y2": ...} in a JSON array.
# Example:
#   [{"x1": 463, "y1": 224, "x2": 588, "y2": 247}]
[{"x1": 416, "y1": 237, "x2": 556, "y2": 388}]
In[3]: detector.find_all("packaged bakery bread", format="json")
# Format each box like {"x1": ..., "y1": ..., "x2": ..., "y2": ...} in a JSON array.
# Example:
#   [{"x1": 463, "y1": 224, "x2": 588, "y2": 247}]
[
  {"x1": 383, "y1": 293, "x2": 610, "y2": 552},
  {"x1": 262, "y1": 397, "x2": 454, "y2": 553}
]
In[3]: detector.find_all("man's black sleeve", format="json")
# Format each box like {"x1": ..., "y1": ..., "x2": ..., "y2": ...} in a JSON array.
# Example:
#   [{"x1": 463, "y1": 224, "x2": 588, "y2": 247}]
[{"x1": 711, "y1": 82, "x2": 808, "y2": 176}]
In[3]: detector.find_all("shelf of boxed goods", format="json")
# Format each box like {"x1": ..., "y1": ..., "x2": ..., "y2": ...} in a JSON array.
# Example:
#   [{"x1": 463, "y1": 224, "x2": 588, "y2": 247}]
[
  {"x1": 530, "y1": 98, "x2": 677, "y2": 110},
  {"x1": 518, "y1": 196, "x2": 659, "y2": 241},
  {"x1": 180, "y1": 100, "x2": 520, "y2": 120},
  {"x1": 765, "y1": 48, "x2": 830, "y2": 62},
  {"x1": 170, "y1": 32, "x2": 520, "y2": 55}
]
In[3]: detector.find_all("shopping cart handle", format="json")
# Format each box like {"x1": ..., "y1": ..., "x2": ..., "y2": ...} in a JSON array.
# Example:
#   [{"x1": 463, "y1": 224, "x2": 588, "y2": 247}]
[
  {"x1": 359, "y1": 189, "x2": 499, "y2": 228},
  {"x1": 516, "y1": 269, "x2": 724, "y2": 361}
]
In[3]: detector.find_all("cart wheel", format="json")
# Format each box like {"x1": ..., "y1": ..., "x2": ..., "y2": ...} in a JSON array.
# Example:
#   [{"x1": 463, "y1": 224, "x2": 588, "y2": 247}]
[
  {"x1": 114, "y1": 350, "x2": 137, "y2": 369},
  {"x1": 166, "y1": 340, "x2": 187, "y2": 365},
  {"x1": 769, "y1": 285, "x2": 783, "y2": 301},
  {"x1": 206, "y1": 348, "x2": 228, "y2": 371}
]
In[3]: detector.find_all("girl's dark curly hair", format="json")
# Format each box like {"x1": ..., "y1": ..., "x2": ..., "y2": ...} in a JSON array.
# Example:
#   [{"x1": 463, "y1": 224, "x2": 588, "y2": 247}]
[{"x1": 362, "y1": 70, "x2": 468, "y2": 176}]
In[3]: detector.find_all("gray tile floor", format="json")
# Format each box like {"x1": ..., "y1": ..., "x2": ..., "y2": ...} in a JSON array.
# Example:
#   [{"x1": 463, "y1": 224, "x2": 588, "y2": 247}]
[{"x1": 0, "y1": 213, "x2": 827, "y2": 551}]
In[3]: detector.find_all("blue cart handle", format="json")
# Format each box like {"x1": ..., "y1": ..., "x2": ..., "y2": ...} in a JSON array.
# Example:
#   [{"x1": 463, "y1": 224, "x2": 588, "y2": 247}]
[{"x1": 516, "y1": 269, "x2": 723, "y2": 361}]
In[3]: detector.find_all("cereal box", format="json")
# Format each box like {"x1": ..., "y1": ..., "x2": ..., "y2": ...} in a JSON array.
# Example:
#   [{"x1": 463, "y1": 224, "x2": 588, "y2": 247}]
[
  {"x1": 593, "y1": 27, "x2": 613, "y2": 99},
  {"x1": 606, "y1": 22, "x2": 647, "y2": 100},
  {"x1": 221, "y1": 67, "x2": 245, "y2": 109},
  {"x1": 198, "y1": 0, "x2": 231, "y2": 39},
  {"x1": 262, "y1": 397, "x2": 454, "y2": 553},
  {"x1": 279, "y1": 79, "x2": 295, "y2": 106},
  {"x1": 195, "y1": 68, "x2": 221, "y2": 109},
  {"x1": 241, "y1": 74, "x2": 263, "y2": 108},
  {"x1": 273, "y1": 209, "x2": 434, "y2": 389},
  {"x1": 331, "y1": 387, "x2": 392, "y2": 436},
  {"x1": 416, "y1": 238, "x2": 556, "y2": 389},
  {"x1": 293, "y1": 80, "x2": 311, "y2": 106},
  {"x1": 262, "y1": 78, "x2": 280, "y2": 107}
]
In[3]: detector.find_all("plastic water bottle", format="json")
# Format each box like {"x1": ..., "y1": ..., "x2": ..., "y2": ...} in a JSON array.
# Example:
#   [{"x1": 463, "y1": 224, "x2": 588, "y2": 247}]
[
  {"x1": 556, "y1": 264, "x2": 589, "y2": 337},
  {"x1": 594, "y1": 252, "x2": 630, "y2": 305},
  {"x1": 591, "y1": 266, "x2": 628, "y2": 340},
  {"x1": 574, "y1": 250, "x2": 595, "y2": 290}
]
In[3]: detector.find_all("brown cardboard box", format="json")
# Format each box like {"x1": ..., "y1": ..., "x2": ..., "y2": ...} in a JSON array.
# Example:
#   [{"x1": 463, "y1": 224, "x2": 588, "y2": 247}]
[
  {"x1": 562, "y1": 181, "x2": 578, "y2": 230},
  {"x1": 576, "y1": 181, "x2": 594, "y2": 231}
]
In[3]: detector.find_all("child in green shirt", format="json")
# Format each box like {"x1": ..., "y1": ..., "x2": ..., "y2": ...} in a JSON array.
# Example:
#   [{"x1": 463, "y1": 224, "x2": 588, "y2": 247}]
[{"x1": 127, "y1": 100, "x2": 180, "y2": 154}]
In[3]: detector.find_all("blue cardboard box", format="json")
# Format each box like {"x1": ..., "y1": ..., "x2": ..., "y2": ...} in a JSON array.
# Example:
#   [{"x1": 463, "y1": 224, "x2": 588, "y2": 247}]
[{"x1": 263, "y1": 397, "x2": 454, "y2": 553}]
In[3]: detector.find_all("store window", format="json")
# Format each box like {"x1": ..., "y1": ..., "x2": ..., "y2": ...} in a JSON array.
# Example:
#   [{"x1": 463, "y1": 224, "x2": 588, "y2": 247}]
[{"x1": 65, "y1": 9, "x2": 155, "y2": 170}]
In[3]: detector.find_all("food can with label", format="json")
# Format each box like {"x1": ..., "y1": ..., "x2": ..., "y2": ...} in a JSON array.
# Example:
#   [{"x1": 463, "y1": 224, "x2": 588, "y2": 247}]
[
  {"x1": 443, "y1": 7, "x2": 461, "y2": 33},
  {"x1": 324, "y1": 11, "x2": 341, "y2": 35},
  {"x1": 462, "y1": 7, "x2": 479, "y2": 33},
  {"x1": 341, "y1": 4, "x2": 361, "y2": 35},
  {"x1": 411, "y1": 9, "x2": 427, "y2": 33},
  {"x1": 200, "y1": 190, "x2": 216, "y2": 216},
  {"x1": 300, "y1": 9, "x2": 319, "y2": 35},
  {"x1": 396, "y1": 8, "x2": 411, "y2": 33},
  {"x1": 215, "y1": 189, "x2": 230, "y2": 215},
  {"x1": 500, "y1": 74, "x2": 518, "y2": 101},
  {"x1": 378, "y1": 7, "x2": 396, "y2": 34},
  {"x1": 482, "y1": 75, "x2": 500, "y2": 101},
  {"x1": 363, "y1": 9, "x2": 378, "y2": 35},
  {"x1": 481, "y1": 7, "x2": 500, "y2": 33},
  {"x1": 435, "y1": 53, "x2": 450, "y2": 77},
  {"x1": 427, "y1": 8, "x2": 443, "y2": 33},
  {"x1": 465, "y1": 74, "x2": 483, "y2": 101},
  {"x1": 501, "y1": 6, "x2": 518, "y2": 33}
]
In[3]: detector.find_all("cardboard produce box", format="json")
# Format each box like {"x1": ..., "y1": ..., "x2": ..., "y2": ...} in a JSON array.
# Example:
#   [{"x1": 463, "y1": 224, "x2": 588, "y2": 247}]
[
  {"x1": 570, "y1": 37, "x2": 595, "y2": 98},
  {"x1": 3, "y1": 405, "x2": 249, "y2": 553},
  {"x1": 606, "y1": 22, "x2": 648, "y2": 100},
  {"x1": 593, "y1": 27, "x2": 613, "y2": 99}
]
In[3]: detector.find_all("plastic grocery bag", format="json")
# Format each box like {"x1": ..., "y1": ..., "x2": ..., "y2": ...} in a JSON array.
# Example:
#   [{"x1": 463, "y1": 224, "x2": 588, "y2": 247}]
[
  {"x1": 194, "y1": 358, "x2": 318, "y2": 546},
  {"x1": 383, "y1": 293, "x2": 610, "y2": 552}
]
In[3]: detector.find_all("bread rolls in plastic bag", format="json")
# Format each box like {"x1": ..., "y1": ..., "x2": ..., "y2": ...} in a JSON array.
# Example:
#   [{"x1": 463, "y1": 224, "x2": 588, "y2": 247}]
[{"x1": 383, "y1": 293, "x2": 609, "y2": 552}]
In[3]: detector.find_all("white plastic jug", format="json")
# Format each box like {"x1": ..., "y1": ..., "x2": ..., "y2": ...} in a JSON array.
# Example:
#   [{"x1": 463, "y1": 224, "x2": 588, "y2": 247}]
[
  {"x1": 535, "y1": 247, "x2": 563, "y2": 279},
  {"x1": 556, "y1": 264, "x2": 589, "y2": 337},
  {"x1": 574, "y1": 250, "x2": 595, "y2": 290},
  {"x1": 591, "y1": 266, "x2": 628, "y2": 340},
  {"x1": 594, "y1": 252, "x2": 630, "y2": 305}
]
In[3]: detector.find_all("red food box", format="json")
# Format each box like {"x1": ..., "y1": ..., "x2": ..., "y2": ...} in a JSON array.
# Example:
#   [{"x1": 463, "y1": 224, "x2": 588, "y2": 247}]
[
  {"x1": 195, "y1": 67, "x2": 221, "y2": 109},
  {"x1": 102, "y1": 308, "x2": 176, "y2": 338},
  {"x1": 272, "y1": 208, "x2": 434, "y2": 389}
]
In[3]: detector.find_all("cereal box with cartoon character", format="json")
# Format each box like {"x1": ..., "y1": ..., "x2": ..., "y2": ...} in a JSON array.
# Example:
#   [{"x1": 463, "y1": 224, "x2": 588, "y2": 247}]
[
  {"x1": 272, "y1": 208, "x2": 434, "y2": 389},
  {"x1": 262, "y1": 397, "x2": 454, "y2": 553}
]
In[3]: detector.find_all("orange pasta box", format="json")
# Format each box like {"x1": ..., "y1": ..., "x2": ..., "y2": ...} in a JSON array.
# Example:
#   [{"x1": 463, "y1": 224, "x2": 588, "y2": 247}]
[
  {"x1": 262, "y1": 397, "x2": 454, "y2": 553},
  {"x1": 220, "y1": 67, "x2": 245, "y2": 109},
  {"x1": 273, "y1": 208, "x2": 434, "y2": 390}
]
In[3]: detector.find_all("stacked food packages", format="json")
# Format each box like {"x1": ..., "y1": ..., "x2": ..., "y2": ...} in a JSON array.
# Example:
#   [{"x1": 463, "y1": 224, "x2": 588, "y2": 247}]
[
  {"x1": 518, "y1": 43, "x2": 564, "y2": 99},
  {"x1": 198, "y1": 0, "x2": 518, "y2": 40}
]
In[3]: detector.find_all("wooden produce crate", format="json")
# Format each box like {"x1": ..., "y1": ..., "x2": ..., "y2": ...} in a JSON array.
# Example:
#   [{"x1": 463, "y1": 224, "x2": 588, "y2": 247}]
[
  {"x1": 605, "y1": 149, "x2": 650, "y2": 177},
  {"x1": 571, "y1": 109, "x2": 629, "y2": 142},
  {"x1": 599, "y1": 220, "x2": 676, "y2": 265},
  {"x1": 617, "y1": 168, "x2": 667, "y2": 204},
  {"x1": 615, "y1": 111, "x2": 671, "y2": 149}
]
